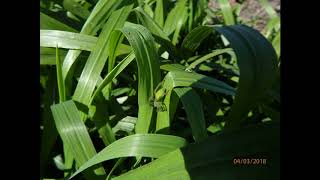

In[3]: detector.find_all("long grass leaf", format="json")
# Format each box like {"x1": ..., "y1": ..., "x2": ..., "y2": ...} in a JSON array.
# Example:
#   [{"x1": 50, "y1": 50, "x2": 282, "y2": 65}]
[
  {"x1": 163, "y1": 0, "x2": 187, "y2": 35},
  {"x1": 115, "y1": 122, "x2": 279, "y2": 179},
  {"x1": 62, "y1": 0, "x2": 123, "y2": 86},
  {"x1": 154, "y1": 0, "x2": 164, "y2": 27},
  {"x1": 120, "y1": 22, "x2": 161, "y2": 133},
  {"x1": 214, "y1": 25, "x2": 278, "y2": 129},
  {"x1": 174, "y1": 87, "x2": 208, "y2": 141},
  {"x1": 56, "y1": 47, "x2": 66, "y2": 102},
  {"x1": 50, "y1": 100, "x2": 106, "y2": 178},
  {"x1": 73, "y1": 4, "x2": 133, "y2": 107},
  {"x1": 162, "y1": 71, "x2": 236, "y2": 96},
  {"x1": 69, "y1": 134, "x2": 187, "y2": 178},
  {"x1": 41, "y1": 30, "x2": 98, "y2": 51}
]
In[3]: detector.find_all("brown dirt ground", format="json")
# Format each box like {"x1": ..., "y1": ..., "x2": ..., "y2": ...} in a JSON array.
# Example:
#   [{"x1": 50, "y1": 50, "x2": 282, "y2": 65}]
[{"x1": 209, "y1": 0, "x2": 280, "y2": 32}]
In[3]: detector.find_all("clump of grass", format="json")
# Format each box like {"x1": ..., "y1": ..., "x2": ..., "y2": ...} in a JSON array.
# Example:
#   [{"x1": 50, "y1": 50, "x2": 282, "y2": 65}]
[{"x1": 40, "y1": 0, "x2": 280, "y2": 179}]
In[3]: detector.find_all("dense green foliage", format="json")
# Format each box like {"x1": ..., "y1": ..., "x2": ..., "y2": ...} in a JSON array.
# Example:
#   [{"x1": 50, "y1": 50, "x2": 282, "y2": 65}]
[{"x1": 40, "y1": 0, "x2": 280, "y2": 179}]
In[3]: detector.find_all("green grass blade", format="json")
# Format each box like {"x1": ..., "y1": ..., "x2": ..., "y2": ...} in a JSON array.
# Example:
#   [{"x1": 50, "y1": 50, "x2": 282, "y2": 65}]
[
  {"x1": 155, "y1": 90, "x2": 179, "y2": 134},
  {"x1": 218, "y1": 0, "x2": 235, "y2": 25},
  {"x1": 215, "y1": 25, "x2": 278, "y2": 129},
  {"x1": 154, "y1": 0, "x2": 164, "y2": 27},
  {"x1": 63, "y1": 0, "x2": 91, "y2": 19},
  {"x1": 160, "y1": 63, "x2": 186, "y2": 72},
  {"x1": 134, "y1": 7, "x2": 170, "y2": 41},
  {"x1": 50, "y1": 100, "x2": 106, "y2": 178},
  {"x1": 180, "y1": 25, "x2": 213, "y2": 57},
  {"x1": 56, "y1": 47, "x2": 66, "y2": 102},
  {"x1": 162, "y1": 71, "x2": 236, "y2": 96},
  {"x1": 40, "y1": 12, "x2": 78, "y2": 32},
  {"x1": 263, "y1": 16, "x2": 280, "y2": 39},
  {"x1": 41, "y1": 47, "x2": 67, "y2": 65},
  {"x1": 73, "y1": 4, "x2": 133, "y2": 107},
  {"x1": 174, "y1": 87, "x2": 208, "y2": 141},
  {"x1": 40, "y1": 30, "x2": 98, "y2": 51},
  {"x1": 186, "y1": 48, "x2": 234, "y2": 71},
  {"x1": 69, "y1": 134, "x2": 187, "y2": 178},
  {"x1": 163, "y1": 0, "x2": 188, "y2": 35},
  {"x1": 114, "y1": 122, "x2": 279, "y2": 180},
  {"x1": 91, "y1": 52, "x2": 135, "y2": 105},
  {"x1": 272, "y1": 30, "x2": 280, "y2": 58},
  {"x1": 172, "y1": 7, "x2": 188, "y2": 45},
  {"x1": 62, "y1": 0, "x2": 123, "y2": 86},
  {"x1": 120, "y1": 22, "x2": 161, "y2": 133}
]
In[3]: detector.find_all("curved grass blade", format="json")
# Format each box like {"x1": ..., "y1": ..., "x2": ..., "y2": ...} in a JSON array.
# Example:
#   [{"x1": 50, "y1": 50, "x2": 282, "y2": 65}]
[
  {"x1": 186, "y1": 48, "x2": 234, "y2": 71},
  {"x1": 120, "y1": 22, "x2": 161, "y2": 133},
  {"x1": 162, "y1": 71, "x2": 236, "y2": 96},
  {"x1": 40, "y1": 30, "x2": 98, "y2": 51},
  {"x1": 134, "y1": 7, "x2": 170, "y2": 41},
  {"x1": 73, "y1": 4, "x2": 133, "y2": 107},
  {"x1": 114, "y1": 122, "x2": 279, "y2": 180},
  {"x1": 50, "y1": 100, "x2": 106, "y2": 178},
  {"x1": 69, "y1": 134, "x2": 187, "y2": 178},
  {"x1": 214, "y1": 25, "x2": 278, "y2": 129},
  {"x1": 218, "y1": 0, "x2": 235, "y2": 25},
  {"x1": 174, "y1": 87, "x2": 208, "y2": 141},
  {"x1": 62, "y1": 0, "x2": 124, "y2": 86}
]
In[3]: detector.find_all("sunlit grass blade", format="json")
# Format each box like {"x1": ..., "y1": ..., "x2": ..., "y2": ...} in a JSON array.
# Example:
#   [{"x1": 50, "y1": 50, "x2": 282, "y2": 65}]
[
  {"x1": 120, "y1": 22, "x2": 161, "y2": 133},
  {"x1": 50, "y1": 100, "x2": 106, "y2": 178},
  {"x1": 154, "y1": 0, "x2": 164, "y2": 27},
  {"x1": 162, "y1": 71, "x2": 236, "y2": 96},
  {"x1": 40, "y1": 12, "x2": 78, "y2": 32},
  {"x1": 73, "y1": 4, "x2": 133, "y2": 107},
  {"x1": 114, "y1": 122, "x2": 279, "y2": 180},
  {"x1": 70, "y1": 134, "x2": 187, "y2": 178},
  {"x1": 163, "y1": 0, "x2": 188, "y2": 35},
  {"x1": 174, "y1": 87, "x2": 208, "y2": 141},
  {"x1": 40, "y1": 30, "x2": 98, "y2": 51},
  {"x1": 218, "y1": 0, "x2": 235, "y2": 25},
  {"x1": 62, "y1": 0, "x2": 124, "y2": 87}
]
